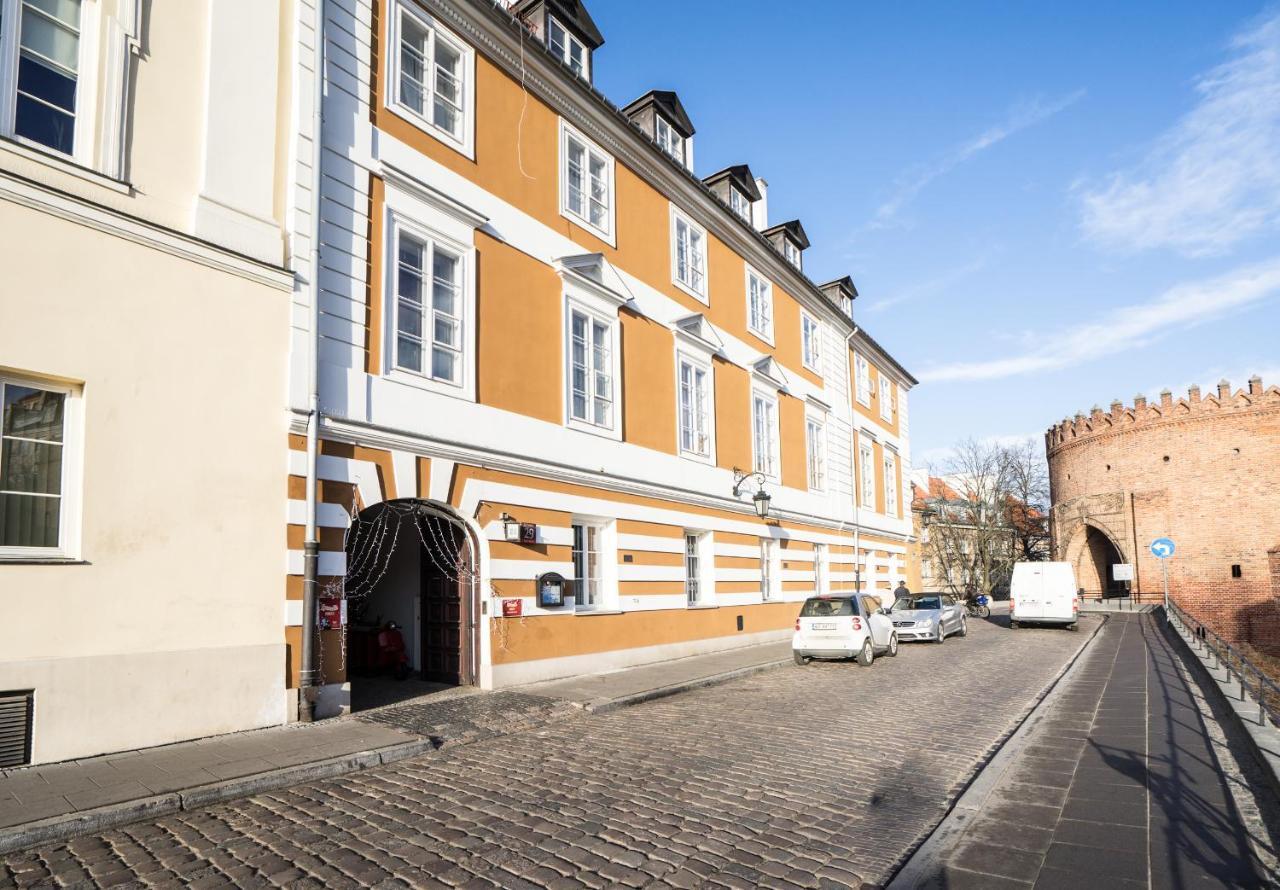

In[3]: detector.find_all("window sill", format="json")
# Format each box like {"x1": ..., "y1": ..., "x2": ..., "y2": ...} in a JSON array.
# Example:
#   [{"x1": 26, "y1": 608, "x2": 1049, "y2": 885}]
[
  {"x1": 574, "y1": 608, "x2": 623, "y2": 616},
  {"x1": 672, "y1": 277, "x2": 709, "y2": 305},
  {"x1": 384, "y1": 102, "x2": 475, "y2": 161},
  {"x1": 747, "y1": 328, "x2": 775, "y2": 348},
  {"x1": 686, "y1": 604, "x2": 718, "y2": 610},
  {"x1": 559, "y1": 209, "x2": 616, "y2": 249},
  {"x1": 0, "y1": 558, "x2": 90, "y2": 565},
  {"x1": 0, "y1": 137, "x2": 131, "y2": 194}
]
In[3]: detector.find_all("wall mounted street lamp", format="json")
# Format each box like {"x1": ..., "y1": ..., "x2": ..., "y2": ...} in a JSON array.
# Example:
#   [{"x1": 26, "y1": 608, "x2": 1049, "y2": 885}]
[{"x1": 732, "y1": 469, "x2": 772, "y2": 519}]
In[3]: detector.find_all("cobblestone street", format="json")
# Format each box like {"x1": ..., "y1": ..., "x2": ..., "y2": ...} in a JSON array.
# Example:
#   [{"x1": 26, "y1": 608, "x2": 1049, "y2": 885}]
[{"x1": 2, "y1": 618, "x2": 1097, "y2": 888}]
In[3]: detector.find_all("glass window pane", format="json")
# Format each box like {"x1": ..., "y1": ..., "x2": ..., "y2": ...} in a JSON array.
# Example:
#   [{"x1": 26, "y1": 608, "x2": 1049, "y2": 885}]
[
  {"x1": 4, "y1": 386, "x2": 65, "y2": 441},
  {"x1": 20, "y1": 6, "x2": 79, "y2": 70},
  {"x1": 435, "y1": 38, "x2": 460, "y2": 75},
  {"x1": 17, "y1": 54, "x2": 75, "y2": 111},
  {"x1": 0, "y1": 492, "x2": 60, "y2": 548},
  {"x1": 397, "y1": 335, "x2": 423, "y2": 372},
  {"x1": 397, "y1": 304, "x2": 422, "y2": 337},
  {"x1": 26, "y1": 0, "x2": 80, "y2": 28},
  {"x1": 432, "y1": 97, "x2": 458, "y2": 134},
  {"x1": 0, "y1": 439, "x2": 62, "y2": 494},
  {"x1": 397, "y1": 265, "x2": 422, "y2": 304},
  {"x1": 14, "y1": 93, "x2": 74, "y2": 154},
  {"x1": 433, "y1": 315, "x2": 458, "y2": 347},
  {"x1": 431, "y1": 347, "x2": 456, "y2": 382}
]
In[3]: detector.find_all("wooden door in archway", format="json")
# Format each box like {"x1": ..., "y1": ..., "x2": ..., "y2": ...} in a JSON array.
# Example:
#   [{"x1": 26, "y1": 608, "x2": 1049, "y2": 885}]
[{"x1": 418, "y1": 519, "x2": 473, "y2": 684}]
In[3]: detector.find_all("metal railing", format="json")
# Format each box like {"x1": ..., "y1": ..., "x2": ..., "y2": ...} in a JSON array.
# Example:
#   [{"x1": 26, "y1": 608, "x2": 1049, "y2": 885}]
[{"x1": 1166, "y1": 598, "x2": 1280, "y2": 729}]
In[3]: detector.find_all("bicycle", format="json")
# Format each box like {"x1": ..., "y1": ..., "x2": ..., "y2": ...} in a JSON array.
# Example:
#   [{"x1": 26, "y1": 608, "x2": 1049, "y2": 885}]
[{"x1": 965, "y1": 594, "x2": 991, "y2": 619}]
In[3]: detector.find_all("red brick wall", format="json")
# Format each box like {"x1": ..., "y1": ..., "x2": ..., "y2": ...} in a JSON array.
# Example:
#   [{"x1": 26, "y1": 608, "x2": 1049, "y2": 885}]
[{"x1": 1046, "y1": 378, "x2": 1280, "y2": 647}]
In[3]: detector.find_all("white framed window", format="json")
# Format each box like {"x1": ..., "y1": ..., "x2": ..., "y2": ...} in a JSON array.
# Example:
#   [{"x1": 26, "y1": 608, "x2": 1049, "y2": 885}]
[
  {"x1": 655, "y1": 114, "x2": 684, "y2": 164},
  {"x1": 746, "y1": 266, "x2": 773, "y2": 343},
  {"x1": 729, "y1": 187, "x2": 751, "y2": 223},
  {"x1": 751, "y1": 389, "x2": 779, "y2": 480},
  {"x1": 840, "y1": 295, "x2": 853, "y2": 318},
  {"x1": 859, "y1": 439, "x2": 876, "y2": 509},
  {"x1": 806, "y1": 415, "x2": 826, "y2": 492},
  {"x1": 760, "y1": 538, "x2": 779, "y2": 601},
  {"x1": 801, "y1": 312, "x2": 822, "y2": 374},
  {"x1": 559, "y1": 119, "x2": 614, "y2": 244},
  {"x1": 784, "y1": 239, "x2": 801, "y2": 270},
  {"x1": 814, "y1": 543, "x2": 830, "y2": 595},
  {"x1": 855, "y1": 353, "x2": 872, "y2": 406},
  {"x1": 565, "y1": 301, "x2": 618, "y2": 436},
  {"x1": 547, "y1": 15, "x2": 589, "y2": 81},
  {"x1": 676, "y1": 352, "x2": 713, "y2": 462},
  {"x1": 884, "y1": 452, "x2": 899, "y2": 516},
  {"x1": 670, "y1": 205, "x2": 706, "y2": 300},
  {"x1": 684, "y1": 530, "x2": 714, "y2": 606},
  {"x1": 1, "y1": 373, "x2": 80, "y2": 559},
  {"x1": 880, "y1": 376, "x2": 894, "y2": 421},
  {"x1": 0, "y1": 0, "x2": 96, "y2": 162},
  {"x1": 381, "y1": 178, "x2": 479, "y2": 402},
  {"x1": 388, "y1": 0, "x2": 475, "y2": 157},
  {"x1": 571, "y1": 518, "x2": 616, "y2": 610}
]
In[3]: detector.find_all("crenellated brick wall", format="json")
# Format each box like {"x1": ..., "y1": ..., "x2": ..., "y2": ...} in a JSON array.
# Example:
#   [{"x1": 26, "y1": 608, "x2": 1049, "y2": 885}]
[{"x1": 1046, "y1": 377, "x2": 1280, "y2": 649}]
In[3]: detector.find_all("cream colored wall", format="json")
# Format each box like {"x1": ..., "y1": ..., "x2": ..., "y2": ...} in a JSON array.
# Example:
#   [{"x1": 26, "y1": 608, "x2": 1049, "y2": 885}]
[{"x1": 0, "y1": 201, "x2": 289, "y2": 762}]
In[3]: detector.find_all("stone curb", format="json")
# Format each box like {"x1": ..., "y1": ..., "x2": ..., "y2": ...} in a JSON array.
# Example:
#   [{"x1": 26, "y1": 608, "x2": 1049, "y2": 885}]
[
  {"x1": 1163, "y1": 611, "x2": 1280, "y2": 801},
  {"x1": 0, "y1": 738, "x2": 439, "y2": 857},
  {"x1": 582, "y1": 658, "x2": 793, "y2": 714},
  {"x1": 885, "y1": 614, "x2": 1109, "y2": 889}
]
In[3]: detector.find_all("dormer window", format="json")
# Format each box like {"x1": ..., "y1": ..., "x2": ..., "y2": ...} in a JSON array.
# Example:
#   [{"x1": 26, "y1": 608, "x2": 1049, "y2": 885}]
[
  {"x1": 729, "y1": 187, "x2": 751, "y2": 222},
  {"x1": 819, "y1": 276, "x2": 858, "y2": 320},
  {"x1": 654, "y1": 114, "x2": 684, "y2": 164},
  {"x1": 784, "y1": 240, "x2": 801, "y2": 270},
  {"x1": 548, "y1": 16, "x2": 589, "y2": 79}
]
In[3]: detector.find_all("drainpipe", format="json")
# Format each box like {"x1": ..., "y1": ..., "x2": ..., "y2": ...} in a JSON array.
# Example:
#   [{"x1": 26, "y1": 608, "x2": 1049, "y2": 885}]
[
  {"x1": 846, "y1": 325, "x2": 861, "y2": 593},
  {"x1": 299, "y1": 0, "x2": 327, "y2": 723}
]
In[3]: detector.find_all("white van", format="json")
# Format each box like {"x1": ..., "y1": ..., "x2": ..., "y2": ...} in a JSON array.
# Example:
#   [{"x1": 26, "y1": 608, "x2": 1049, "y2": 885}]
[{"x1": 1010, "y1": 562, "x2": 1079, "y2": 629}]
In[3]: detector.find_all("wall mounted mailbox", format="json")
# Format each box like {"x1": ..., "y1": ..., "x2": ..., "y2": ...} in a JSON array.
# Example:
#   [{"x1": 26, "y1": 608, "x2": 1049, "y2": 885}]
[{"x1": 537, "y1": 572, "x2": 566, "y2": 608}]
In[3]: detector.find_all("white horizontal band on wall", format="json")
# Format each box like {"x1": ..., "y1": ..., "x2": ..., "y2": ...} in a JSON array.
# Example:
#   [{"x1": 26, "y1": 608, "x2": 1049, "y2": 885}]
[
  {"x1": 481, "y1": 521, "x2": 575, "y2": 547},
  {"x1": 617, "y1": 533, "x2": 685, "y2": 554},
  {"x1": 287, "y1": 499, "x2": 352, "y2": 528},
  {"x1": 490, "y1": 559, "x2": 575, "y2": 580},
  {"x1": 618, "y1": 564, "x2": 685, "y2": 582},
  {"x1": 284, "y1": 599, "x2": 303, "y2": 627},
  {"x1": 286, "y1": 549, "x2": 346, "y2": 576}
]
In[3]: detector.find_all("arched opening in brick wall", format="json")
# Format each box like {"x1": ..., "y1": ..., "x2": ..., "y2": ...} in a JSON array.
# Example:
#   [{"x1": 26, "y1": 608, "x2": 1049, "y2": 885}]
[{"x1": 1066, "y1": 522, "x2": 1129, "y2": 599}]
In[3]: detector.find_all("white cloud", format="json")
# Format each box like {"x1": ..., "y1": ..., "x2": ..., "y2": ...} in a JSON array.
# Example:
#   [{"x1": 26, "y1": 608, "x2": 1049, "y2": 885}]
[
  {"x1": 867, "y1": 253, "x2": 994, "y2": 314},
  {"x1": 1078, "y1": 11, "x2": 1280, "y2": 256},
  {"x1": 865, "y1": 91, "x2": 1084, "y2": 231},
  {"x1": 917, "y1": 257, "x2": 1280, "y2": 383}
]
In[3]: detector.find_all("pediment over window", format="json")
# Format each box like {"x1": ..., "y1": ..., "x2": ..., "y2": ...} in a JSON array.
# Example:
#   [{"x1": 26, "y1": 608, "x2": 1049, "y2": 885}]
[
  {"x1": 674, "y1": 313, "x2": 724, "y2": 355},
  {"x1": 555, "y1": 253, "x2": 631, "y2": 310},
  {"x1": 806, "y1": 392, "x2": 832, "y2": 413},
  {"x1": 752, "y1": 355, "x2": 790, "y2": 391}
]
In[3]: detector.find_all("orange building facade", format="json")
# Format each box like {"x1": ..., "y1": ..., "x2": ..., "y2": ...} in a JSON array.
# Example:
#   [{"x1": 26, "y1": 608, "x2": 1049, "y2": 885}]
[{"x1": 285, "y1": 0, "x2": 917, "y2": 715}]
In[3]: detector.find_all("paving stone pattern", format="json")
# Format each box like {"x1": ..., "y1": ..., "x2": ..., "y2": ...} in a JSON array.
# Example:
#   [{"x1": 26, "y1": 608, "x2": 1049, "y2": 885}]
[
  {"x1": 920, "y1": 612, "x2": 1278, "y2": 888},
  {"x1": 357, "y1": 691, "x2": 582, "y2": 750},
  {"x1": 1, "y1": 618, "x2": 1095, "y2": 888}
]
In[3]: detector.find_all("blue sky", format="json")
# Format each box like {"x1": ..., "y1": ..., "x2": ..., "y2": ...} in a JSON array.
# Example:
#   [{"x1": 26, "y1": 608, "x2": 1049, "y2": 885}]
[{"x1": 588, "y1": 2, "x2": 1280, "y2": 465}]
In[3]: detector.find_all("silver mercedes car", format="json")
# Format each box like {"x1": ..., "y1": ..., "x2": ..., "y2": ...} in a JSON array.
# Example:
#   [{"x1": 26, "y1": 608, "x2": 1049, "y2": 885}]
[{"x1": 890, "y1": 593, "x2": 967, "y2": 643}]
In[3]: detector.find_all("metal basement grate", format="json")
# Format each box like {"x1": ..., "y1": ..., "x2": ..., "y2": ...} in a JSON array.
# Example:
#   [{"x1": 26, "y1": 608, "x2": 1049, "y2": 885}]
[{"x1": 0, "y1": 691, "x2": 34, "y2": 768}]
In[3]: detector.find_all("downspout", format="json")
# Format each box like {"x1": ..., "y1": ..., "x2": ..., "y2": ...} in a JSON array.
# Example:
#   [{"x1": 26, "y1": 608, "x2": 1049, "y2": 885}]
[
  {"x1": 299, "y1": 0, "x2": 326, "y2": 722},
  {"x1": 846, "y1": 325, "x2": 861, "y2": 593}
]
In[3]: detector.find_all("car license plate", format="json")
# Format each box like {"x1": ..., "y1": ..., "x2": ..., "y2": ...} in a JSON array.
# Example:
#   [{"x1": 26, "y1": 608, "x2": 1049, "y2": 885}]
[{"x1": 811, "y1": 622, "x2": 837, "y2": 630}]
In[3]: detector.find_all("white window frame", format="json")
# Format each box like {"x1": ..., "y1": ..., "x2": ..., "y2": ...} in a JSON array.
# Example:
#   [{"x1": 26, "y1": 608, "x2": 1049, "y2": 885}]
[
  {"x1": 382, "y1": 177, "x2": 479, "y2": 402},
  {"x1": 571, "y1": 517, "x2": 617, "y2": 611},
  {"x1": 0, "y1": 371, "x2": 82, "y2": 560},
  {"x1": 751, "y1": 388, "x2": 780, "y2": 481},
  {"x1": 805, "y1": 412, "x2": 827, "y2": 493},
  {"x1": 728, "y1": 186, "x2": 751, "y2": 223},
  {"x1": 563, "y1": 295, "x2": 622, "y2": 441},
  {"x1": 684, "y1": 530, "x2": 714, "y2": 607},
  {"x1": 558, "y1": 118, "x2": 615, "y2": 245},
  {"x1": 0, "y1": 0, "x2": 102, "y2": 168},
  {"x1": 859, "y1": 438, "x2": 876, "y2": 510},
  {"x1": 814, "y1": 543, "x2": 830, "y2": 596},
  {"x1": 855, "y1": 353, "x2": 872, "y2": 406},
  {"x1": 840, "y1": 295, "x2": 853, "y2": 318},
  {"x1": 880, "y1": 376, "x2": 894, "y2": 422},
  {"x1": 884, "y1": 451, "x2": 899, "y2": 516},
  {"x1": 386, "y1": 0, "x2": 476, "y2": 159},
  {"x1": 675, "y1": 349, "x2": 715, "y2": 463},
  {"x1": 547, "y1": 14, "x2": 589, "y2": 81},
  {"x1": 760, "y1": 538, "x2": 780, "y2": 601},
  {"x1": 784, "y1": 239, "x2": 801, "y2": 270},
  {"x1": 801, "y1": 312, "x2": 823, "y2": 375},
  {"x1": 654, "y1": 113, "x2": 684, "y2": 165},
  {"x1": 745, "y1": 265, "x2": 773, "y2": 344},
  {"x1": 669, "y1": 204, "x2": 707, "y2": 302}
]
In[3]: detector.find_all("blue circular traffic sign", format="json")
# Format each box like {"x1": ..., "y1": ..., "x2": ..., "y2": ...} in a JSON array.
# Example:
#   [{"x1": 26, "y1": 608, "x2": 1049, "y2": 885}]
[{"x1": 1151, "y1": 537, "x2": 1175, "y2": 559}]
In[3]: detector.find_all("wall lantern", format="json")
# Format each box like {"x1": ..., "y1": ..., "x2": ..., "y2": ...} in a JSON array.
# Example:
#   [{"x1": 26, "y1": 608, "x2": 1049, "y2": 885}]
[
  {"x1": 732, "y1": 469, "x2": 772, "y2": 519},
  {"x1": 500, "y1": 512, "x2": 520, "y2": 542}
]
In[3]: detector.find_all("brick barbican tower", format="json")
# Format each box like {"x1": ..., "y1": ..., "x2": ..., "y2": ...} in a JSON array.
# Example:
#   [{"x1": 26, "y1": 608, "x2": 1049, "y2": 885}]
[{"x1": 1045, "y1": 376, "x2": 1280, "y2": 649}]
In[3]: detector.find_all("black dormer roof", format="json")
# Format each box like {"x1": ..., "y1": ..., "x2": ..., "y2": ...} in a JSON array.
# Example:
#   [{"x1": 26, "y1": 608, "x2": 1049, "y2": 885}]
[
  {"x1": 764, "y1": 220, "x2": 810, "y2": 250},
  {"x1": 513, "y1": 0, "x2": 604, "y2": 49},
  {"x1": 819, "y1": 276, "x2": 859, "y2": 301},
  {"x1": 621, "y1": 90, "x2": 694, "y2": 138},
  {"x1": 702, "y1": 165, "x2": 761, "y2": 201}
]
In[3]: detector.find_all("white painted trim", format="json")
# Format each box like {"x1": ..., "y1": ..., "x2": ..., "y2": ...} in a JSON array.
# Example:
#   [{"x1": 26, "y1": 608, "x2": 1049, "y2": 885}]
[
  {"x1": 428, "y1": 457, "x2": 455, "y2": 503},
  {"x1": 668, "y1": 201, "x2": 708, "y2": 304},
  {"x1": 674, "y1": 347, "x2": 715, "y2": 465},
  {"x1": 744, "y1": 263, "x2": 775, "y2": 346},
  {"x1": 491, "y1": 558, "x2": 574, "y2": 580},
  {"x1": 558, "y1": 117, "x2": 615, "y2": 246},
  {"x1": 286, "y1": 549, "x2": 346, "y2": 575},
  {"x1": 391, "y1": 449, "x2": 418, "y2": 500},
  {"x1": 384, "y1": 0, "x2": 476, "y2": 160},
  {"x1": 562, "y1": 291, "x2": 623, "y2": 441},
  {"x1": 618, "y1": 532, "x2": 684, "y2": 553}
]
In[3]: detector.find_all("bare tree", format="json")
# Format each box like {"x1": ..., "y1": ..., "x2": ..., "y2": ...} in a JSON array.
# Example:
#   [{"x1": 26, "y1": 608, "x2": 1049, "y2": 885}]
[{"x1": 1001, "y1": 439, "x2": 1051, "y2": 562}]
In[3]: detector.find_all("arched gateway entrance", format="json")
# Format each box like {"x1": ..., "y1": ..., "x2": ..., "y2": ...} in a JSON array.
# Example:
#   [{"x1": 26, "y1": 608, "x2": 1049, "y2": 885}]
[
  {"x1": 343, "y1": 499, "x2": 480, "y2": 708},
  {"x1": 1073, "y1": 524, "x2": 1129, "y2": 598}
]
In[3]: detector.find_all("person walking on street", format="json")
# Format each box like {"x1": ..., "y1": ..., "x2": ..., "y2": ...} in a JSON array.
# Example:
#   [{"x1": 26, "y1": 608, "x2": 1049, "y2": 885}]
[{"x1": 893, "y1": 580, "x2": 910, "y2": 601}]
